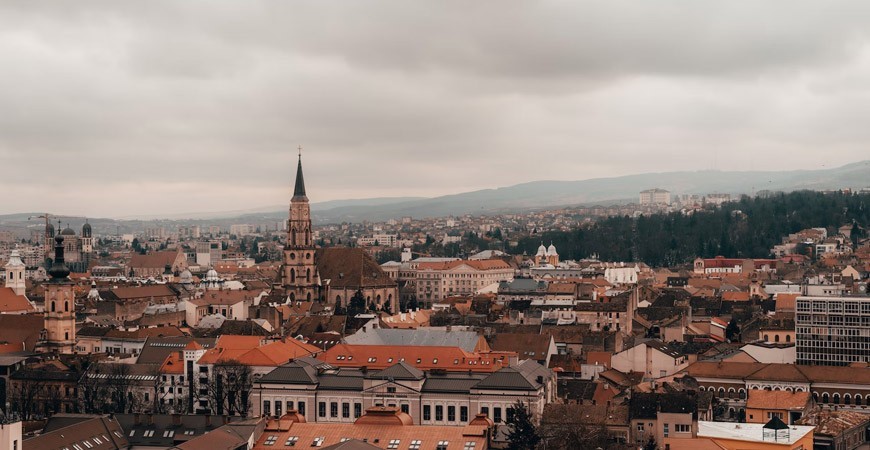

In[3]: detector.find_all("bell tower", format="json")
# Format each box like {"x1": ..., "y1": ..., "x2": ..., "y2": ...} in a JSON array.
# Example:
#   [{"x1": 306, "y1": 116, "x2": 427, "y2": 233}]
[
  {"x1": 282, "y1": 148, "x2": 320, "y2": 302},
  {"x1": 40, "y1": 235, "x2": 76, "y2": 354},
  {"x1": 4, "y1": 249, "x2": 26, "y2": 297}
]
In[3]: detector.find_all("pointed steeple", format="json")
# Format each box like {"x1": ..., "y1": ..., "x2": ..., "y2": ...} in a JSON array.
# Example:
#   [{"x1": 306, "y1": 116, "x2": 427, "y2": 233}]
[{"x1": 292, "y1": 147, "x2": 307, "y2": 201}]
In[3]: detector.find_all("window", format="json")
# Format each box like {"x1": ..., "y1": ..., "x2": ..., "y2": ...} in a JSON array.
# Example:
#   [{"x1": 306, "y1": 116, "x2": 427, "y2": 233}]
[
  {"x1": 387, "y1": 386, "x2": 397, "y2": 393},
  {"x1": 312, "y1": 437, "x2": 325, "y2": 447},
  {"x1": 318, "y1": 402, "x2": 326, "y2": 417},
  {"x1": 448, "y1": 405, "x2": 456, "y2": 422},
  {"x1": 436, "y1": 405, "x2": 444, "y2": 421},
  {"x1": 263, "y1": 435, "x2": 278, "y2": 446},
  {"x1": 663, "y1": 423, "x2": 669, "y2": 438},
  {"x1": 506, "y1": 407, "x2": 515, "y2": 423},
  {"x1": 387, "y1": 440, "x2": 401, "y2": 449},
  {"x1": 298, "y1": 401, "x2": 306, "y2": 417},
  {"x1": 354, "y1": 403, "x2": 362, "y2": 418},
  {"x1": 409, "y1": 440, "x2": 422, "y2": 450},
  {"x1": 637, "y1": 423, "x2": 644, "y2": 432},
  {"x1": 768, "y1": 412, "x2": 783, "y2": 420},
  {"x1": 436, "y1": 441, "x2": 449, "y2": 450},
  {"x1": 342, "y1": 402, "x2": 350, "y2": 418},
  {"x1": 143, "y1": 430, "x2": 155, "y2": 437},
  {"x1": 460, "y1": 406, "x2": 468, "y2": 423},
  {"x1": 423, "y1": 405, "x2": 431, "y2": 421},
  {"x1": 401, "y1": 404, "x2": 410, "y2": 414},
  {"x1": 463, "y1": 443, "x2": 477, "y2": 450},
  {"x1": 330, "y1": 402, "x2": 339, "y2": 417},
  {"x1": 284, "y1": 436, "x2": 299, "y2": 446},
  {"x1": 163, "y1": 430, "x2": 175, "y2": 438},
  {"x1": 275, "y1": 400, "x2": 283, "y2": 417},
  {"x1": 481, "y1": 407, "x2": 489, "y2": 417},
  {"x1": 263, "y1": 400, "x2": 271, "y2": 416},
  {"x1": 494, "y1": 407, "x2": 502, "y2": 423},
  {"x1": 675, "y1": 424, "x2": 691, "y2": 433}
]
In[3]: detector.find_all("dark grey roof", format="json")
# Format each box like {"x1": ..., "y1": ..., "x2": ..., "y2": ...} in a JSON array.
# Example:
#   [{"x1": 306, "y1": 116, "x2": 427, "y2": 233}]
[
  {"x1": 115, "y1": 413, "x2": 244, "y2": 448},
  {"x1": 422, "y1": 375, "x2": 485, "y2": 393},
  {"x1": 318, "y1": 370, "x2": 364, "y2": 391},
  {"x1": 136, "y1": 337, "x2": 216, "y2": 365},
  {"x1": 498, "y1": 278, "x2": 546, "y2": 293},
  {"x1": 344, "y1": 328, "x2": 482, "y2": 352},
  {"x1": 368, "y1": 361, "x2": 424, "y2": 381},
  {"x1": 473, "y1": 367, "x2": 536, "y2": 391},
  {"x1": 260, "y1": 362, "x2": 320, "y2": 384}
]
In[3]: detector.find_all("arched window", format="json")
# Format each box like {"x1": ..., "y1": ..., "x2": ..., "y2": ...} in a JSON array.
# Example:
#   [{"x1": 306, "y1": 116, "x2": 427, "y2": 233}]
[
  {"x1": 813, "y1": 392, "x2": 819, "y2": 402},
  {"x1": 822, "y1": 393, "x2": 829, "y2": 403},
  {"x1": 855, "y1": 395, "x2": 863, "y2": 406},
  {"x1": 833, "y1": 393, "x2": 841, "y2": 405},
  {"x1": 785, "y1": 335, "x2": 791, "y2": 343},
  {"x1": 64, "y1": 301, "x2": 69, "y2": 312},
  {"x1": 305, "y1": 229, "x2": 310, "y2": 245},
  {"x1": 786, "y1": 387, "x2": 793, "y2": 393},
  {"x1": 306, "y1": 268, "x2": 311, "y2": 283},
  {"x1": 738, "y1": 389, "x2": 746, "y2": 399},
  {"x1": 51, "y1": 301, "x2": 56, "y2": 312},
  {"x1": 718, "y1": 388, "x2": 725, "y2": 398},
  {"x1": 728, "y1": 408, "x2": 735, "y2": 418},
  {"x1": 845, "y1": 394, "x2": 852, "y2": 405},
  {"x1": 764, "y1": 334, "x2": 770, "y2": 342},
  {"x1": 290, "y1": 269, "x2": 296, "y2": 283},
  {"x1": 306, "y1": 292, "x2": 311, "y2": 301},
  {"x1": 773, "y1": 387, "x2": 781, "y2": 391},
  {"x1": 291, "y1": 229, "x2": 297, "y2": 245},
  {"x1": 728, "y1": 388, "x2": 735, "y2": 399},
  {"x1": 699, "y1": 386, "x2": 705, "y2": 391},
  {"x1": 336, "y1": 295, "x2": 342, "y2": 305},
  {"x1": 774, "y1": 335, "x2": 780, "y2": 343},
  {"x1": 289, "y1": 293, "x2": 295, "y2": 302},
  {"x1": 376, "y1": 295, "x2": 382, "y2": 305}
]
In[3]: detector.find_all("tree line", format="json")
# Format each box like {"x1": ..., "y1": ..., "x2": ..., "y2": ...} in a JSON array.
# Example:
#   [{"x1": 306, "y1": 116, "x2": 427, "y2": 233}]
[{"x1": 517, "y1": 191, "x2": 868, "y2": 267}]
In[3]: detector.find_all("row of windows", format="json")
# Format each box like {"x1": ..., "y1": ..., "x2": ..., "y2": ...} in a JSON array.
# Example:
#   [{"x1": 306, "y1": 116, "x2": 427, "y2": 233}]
[{"x1": 422, "y1": 405, "x2": 470, "y2": 423}]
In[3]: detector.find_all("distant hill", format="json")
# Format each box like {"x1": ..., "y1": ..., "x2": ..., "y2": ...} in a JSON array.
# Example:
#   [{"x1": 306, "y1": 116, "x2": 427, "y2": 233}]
[
  {"x1": 304, "y1": 160, "x2": 870, "y2": 223},
  {"x1": 4, "y1": 161, "x2": 867, "y2": 223}
]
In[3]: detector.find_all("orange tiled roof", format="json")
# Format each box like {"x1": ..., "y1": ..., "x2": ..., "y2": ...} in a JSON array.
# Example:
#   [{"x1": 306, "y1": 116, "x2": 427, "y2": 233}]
[
  {"x1": 0, "y1": 287, "x2": 34, "y2": 313},
  {"x1": 775, "y1": 293, "x2": 799, "y2": 311},
  {"x1": 254, "y1": 409, "x2": 488, "y2": 450},
  {"x1": 197, "y1": 335, "x2": 319, "y2": 366},
  {"x1": 746, "y1": 389, "x2": 811, "y2": 410},
  {"x1": 160, "y1": 351, "x2": 185, "y2": 374},
  {"x1": 322, "y1": 344, "x2": 514, "y2": 372}
]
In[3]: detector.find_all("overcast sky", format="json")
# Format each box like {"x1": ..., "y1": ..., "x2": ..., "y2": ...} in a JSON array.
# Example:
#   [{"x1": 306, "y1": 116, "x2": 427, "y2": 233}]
[{"x1": 2, "y1": 1, "x2": 870, "y2": 218}]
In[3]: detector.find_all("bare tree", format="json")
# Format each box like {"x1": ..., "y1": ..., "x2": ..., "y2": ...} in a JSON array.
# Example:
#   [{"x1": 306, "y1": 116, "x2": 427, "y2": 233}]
[
  {"x1": 206, "y1": 360, "x2": 253, "y2": 416},
  {"x1": 538, "y1": 404, "x2": 615, "y2": 450},
  {"x1": 9, "y1": 377, "x2": 45, "y2": 420}
]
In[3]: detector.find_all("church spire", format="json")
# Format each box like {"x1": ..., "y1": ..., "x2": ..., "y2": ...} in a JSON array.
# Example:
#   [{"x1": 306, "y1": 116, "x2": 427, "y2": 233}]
[{"x1": 293, "y1": 146, "x2": 307, "y2": 201}]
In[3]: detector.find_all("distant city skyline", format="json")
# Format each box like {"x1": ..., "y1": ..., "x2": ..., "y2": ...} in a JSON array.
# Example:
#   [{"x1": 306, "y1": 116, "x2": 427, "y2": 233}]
[{"x1": 3, "y1": 2, "x2": 870, "y2": 217}]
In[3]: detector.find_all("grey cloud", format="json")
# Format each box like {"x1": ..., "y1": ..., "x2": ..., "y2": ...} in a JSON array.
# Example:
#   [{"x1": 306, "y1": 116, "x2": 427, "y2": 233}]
[{"x1": 1, "y1": 1, "x2": 870, "y2": 217}]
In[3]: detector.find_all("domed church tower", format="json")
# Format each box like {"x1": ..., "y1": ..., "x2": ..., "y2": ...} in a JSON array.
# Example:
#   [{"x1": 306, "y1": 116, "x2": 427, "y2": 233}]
[
  {"x1": 281, "y1": 150, "x2": 320, "y2": 302},
  {"x1": 39, "y1": 236, "x2": 76, "y2": 354}
]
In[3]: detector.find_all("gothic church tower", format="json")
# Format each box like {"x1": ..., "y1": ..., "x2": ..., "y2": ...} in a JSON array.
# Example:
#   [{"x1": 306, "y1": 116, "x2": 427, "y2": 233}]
[{"x1": 282, "y1": 152, "x2": 320, "y2": 302}]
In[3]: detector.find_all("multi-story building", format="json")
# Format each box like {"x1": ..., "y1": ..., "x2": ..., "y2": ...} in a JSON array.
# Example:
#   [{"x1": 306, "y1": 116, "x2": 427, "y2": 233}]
[
  {"x1": 796, "y1": 295, "x2": 870, "y2": 366},
  {"x1": 639, "y1": 188, "x2": 671, "y2": 206},
  {"x1": 252, "y1": 357, "x2": 555, "y2": 427},
  {"x1": 415, "y1": 259, "x2": 514, "y2": 306}
]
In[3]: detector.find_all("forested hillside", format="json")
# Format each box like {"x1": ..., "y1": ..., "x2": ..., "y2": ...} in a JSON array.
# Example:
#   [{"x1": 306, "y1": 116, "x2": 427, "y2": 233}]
[{"x1": 517, "y1": 191, "x2": 869, "y2": 267}]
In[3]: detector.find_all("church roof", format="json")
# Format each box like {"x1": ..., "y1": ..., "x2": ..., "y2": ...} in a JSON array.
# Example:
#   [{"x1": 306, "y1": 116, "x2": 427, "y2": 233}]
[
  {"x1": 293, "y1": 154, "x2": 307, "y2": 201},
  {"x1": 316, "y1": 248, "x2": 395, "y2": 289}
]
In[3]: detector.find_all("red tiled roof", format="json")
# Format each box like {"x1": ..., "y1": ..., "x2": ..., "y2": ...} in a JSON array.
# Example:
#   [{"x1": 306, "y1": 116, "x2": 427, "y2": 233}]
[
  {"x1": 322, "y1": 344, "x2": 513, "y2": 372},
  {"x1": 197, "y1": 335, "x2": 319, "y2": 366},
  {"x1": 129, "y1": 250, "x2": 183, "y2": 269},
  {"x1": 0, "y1": 287, "x2": 34, "y2": 313}
]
